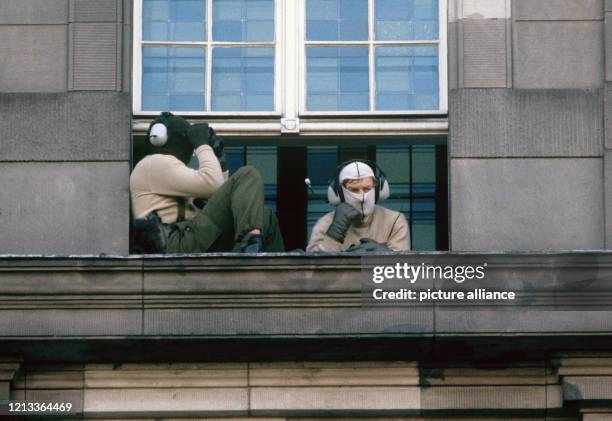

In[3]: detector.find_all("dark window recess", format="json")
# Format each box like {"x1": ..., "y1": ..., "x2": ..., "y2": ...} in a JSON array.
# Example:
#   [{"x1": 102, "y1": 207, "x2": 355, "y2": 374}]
[
  {"x1": 131, "y1": 138, "x2": 448, "y2": 252},
  {"x1": 305, "y1": 144, "x2": 446, "y2": 251}
]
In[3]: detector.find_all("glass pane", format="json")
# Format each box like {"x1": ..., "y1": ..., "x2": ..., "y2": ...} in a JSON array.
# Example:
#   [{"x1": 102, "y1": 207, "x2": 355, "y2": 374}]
[
  {"x1": 376, "y1": 144, "x2": 410, "y2": 222},
  {"x1": 225, "y1": 146, "x2": 246, "y2": 173},
  {"x1": 375, "y1": 46, "x2": 438, "y2": 110},
  {"x1": 412, "y1": 144, "x2": 436, "y2": 183},
  {"x1": 213, "y1": 0, "x2": 274, "y2": 41},
  {"x1": 412, "y1": 221, "x2": 435, "y2": 250},
  {"x1": 306, "y1": 46, "x2": 369, "y2": 111},
  {"x1": 142, "y1": 47, "x2": 206, "y2": 111},
  {"x1": 375, "y1": 0, "x2": 438, "y2": 40},
  {"x1": 412, "y1": 145, "x2": 437, "y2": 250},
  {"x1": 143, "y1": 0, "x2": 206, "y2": 41},
  {"x1": 306, "y1": 146, "x2": 338, "y2": 240},
  {"x1": 246, "y1": 146, "x2": 277, "y2": 212},
  {"x1": 211, "y1": 47, "x2": 275, "y2": 111},
  {"x1": 307, "y1": 0, "x2": 368, "y2": 41}
]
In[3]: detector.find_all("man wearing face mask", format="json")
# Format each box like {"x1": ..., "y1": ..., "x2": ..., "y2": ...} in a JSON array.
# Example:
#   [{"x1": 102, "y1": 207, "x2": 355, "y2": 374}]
[
  {"x1": 130, "y1": 112, "x2": 284, "y2": 253},
  {"x1": 306, "y1": 160, "x2": 410, "y2": 252}
]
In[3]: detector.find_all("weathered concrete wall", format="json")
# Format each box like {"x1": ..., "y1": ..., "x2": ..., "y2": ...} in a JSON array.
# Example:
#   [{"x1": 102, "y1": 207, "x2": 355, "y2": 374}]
[
  {"x1": 449, "y1": 0, "x2": 608, "y2": 251},
  {"x1": 0, "y1": 0, "x2": 131, "y2": 254}
]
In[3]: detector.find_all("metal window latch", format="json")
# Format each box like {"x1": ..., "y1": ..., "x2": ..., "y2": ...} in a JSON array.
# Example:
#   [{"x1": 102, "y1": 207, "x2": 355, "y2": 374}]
[{"x1": 281, "y1": 118, "x2": 300, "y2": 133}]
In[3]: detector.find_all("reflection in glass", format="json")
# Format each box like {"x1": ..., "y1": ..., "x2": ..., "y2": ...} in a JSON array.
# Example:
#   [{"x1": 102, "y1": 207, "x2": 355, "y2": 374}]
[
  {"x1": 142, "y1": 47, "x2": 206, "y2": 111},
  {"x1": 213, "y1": 0, "x2": 274, "y2": 42},
  {"x1": 143, "y1": 0, "x2": 206, "y2": 41},
  {"x1": 306, "y1": 146, "x2": 338, "y2": 239},
  {"x1": 375, "y1": 0, "x2": 438, "y2": 40},
  {"x1": 307, "y1": 0, "x2": 368, "y2": 41},
  {"x1": 377, "y1": 145, "x2": 437, "y2": 250},
  {"x1": 247, "y1": 146, "x2": 278, "y2": 212},
  {"x1": 211, "y1": 47, "x2": 275, "y2": 111},
  {"x1": 307, "y1": 46, "x2": 369, "y2": 111},
  {"x1": 375, "y1": 46, "x2": 438, "y2": 110}
]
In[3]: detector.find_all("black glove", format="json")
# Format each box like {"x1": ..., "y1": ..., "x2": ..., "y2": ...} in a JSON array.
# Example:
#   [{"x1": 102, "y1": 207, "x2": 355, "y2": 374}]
[
  {"x1": 346, "y1": 238, "x2": 391, "y2": 253},
  {"x1": 217, "y1": 151, "x2": 228, "y2": 172},
  {"x1": 209, "y1": 132, "x2": 224, "y2": 158},
  {"x1": 325, "y1": 203, "x2": 362, "y2": 243},
  {"x1": 187, "y1": 123, "x2": 212, "y2": 149}
]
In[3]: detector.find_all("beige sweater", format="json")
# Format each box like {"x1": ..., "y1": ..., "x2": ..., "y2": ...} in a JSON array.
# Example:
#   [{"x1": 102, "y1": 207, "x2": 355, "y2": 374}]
[
  {"x1": 130, "y1": 145, "x2": 227, "y2": 224},
  {"x1": 307, "y1": 206, "x2": 411, "y2": 252}
]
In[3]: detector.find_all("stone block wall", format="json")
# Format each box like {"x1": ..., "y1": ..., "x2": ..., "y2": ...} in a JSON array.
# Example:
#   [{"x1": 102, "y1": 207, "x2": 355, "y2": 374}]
[
  {"x1": 0, "y1": 0, "x2": 132, "y2": 254},
  {"x1": 449, "y1": 0, "x2": 609, "y2": 251},
  {"x1": 6, "y1": 358, "x2": 612, "y2": 419}
]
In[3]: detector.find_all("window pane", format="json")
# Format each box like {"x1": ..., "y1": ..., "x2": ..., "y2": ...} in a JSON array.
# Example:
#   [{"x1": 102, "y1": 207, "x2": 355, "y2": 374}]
[
  {"x1": 376, "y1": 144, "x2": 411, "y2": 224},
  {"x1": 306, "y1": 146, "x2": 338, "y2": 240},
  {"x1": 307, "y1": 0, "x2": 368, "y2": 41},
  {"x1": 375, "y1": 0, "x2": 438, "y2": 40},
  {"x1": 213, "y1": 0, "x2": 274, "y2": 41},
  {"x1": 143, "y1": 0, "x2": 206, "y2": 41},
  {"x1": 307, "y1": 46, "x2": 369, "y2": 111},
  {"x1": 212, "y1": 47, "x2": 275, "y2": 111},
  {"x1": 375, "y1": 46, "x2": 438, "y2": 110},
  {"x1": 246, "y1": 146, "x2": 277, "y2": 212},
  {"x1": 142, "y1": 47, "x2": 206, "y2": 111}
]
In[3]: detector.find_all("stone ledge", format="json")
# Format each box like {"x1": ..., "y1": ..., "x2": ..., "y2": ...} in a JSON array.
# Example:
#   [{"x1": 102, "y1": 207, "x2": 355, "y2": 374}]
[{"x1": 0, "y1": 253, "x2": 610, "y2": 361}]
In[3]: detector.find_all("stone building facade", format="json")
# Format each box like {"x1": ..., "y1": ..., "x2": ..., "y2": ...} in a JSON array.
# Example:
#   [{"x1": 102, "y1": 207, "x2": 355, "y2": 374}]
[{"x1": 0, "y1": 0, "x2": 611, "y2": 419}]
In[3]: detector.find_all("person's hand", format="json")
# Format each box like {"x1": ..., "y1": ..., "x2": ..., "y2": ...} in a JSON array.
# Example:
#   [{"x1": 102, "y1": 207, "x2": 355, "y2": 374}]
[
  {"x1": 187, "y1": 123, "x2": 211, "y2": 150},
  {"x1": 325, "y1": 203, "x2": 362, "y2": 243},
  {"x1": 346, "y1": 238, "x2": 391, "y2": 253},
  {"x1": 209, "y1": 132, "x2": 224, "y2": 158},
  {"x1": 217, "y1": 150, "x2": 228, "y2": 172}
]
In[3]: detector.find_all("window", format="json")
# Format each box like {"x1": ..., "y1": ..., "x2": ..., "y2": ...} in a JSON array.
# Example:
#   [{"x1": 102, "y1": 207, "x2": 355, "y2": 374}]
[
  {"x1": 304, "y1": 0, "x2": 440, "y2": 112},
  {"x1": 306, "y1": 143, "x2": 446, "y2": 250},
  {"x1": 133, "y1": 0, "x2": 447, "y2": 125},
  {"x1": 131, "y1": 1, "x2": 449, "y2": 252},
  {"x1": 137, "y1": 0, "x2": 277, "y2": 113}
]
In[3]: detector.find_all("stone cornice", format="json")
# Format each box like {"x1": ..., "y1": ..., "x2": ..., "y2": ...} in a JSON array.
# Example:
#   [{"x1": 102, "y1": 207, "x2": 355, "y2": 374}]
[{"x1": 0, "y1": 252, "x2": 611, "y2": 361}]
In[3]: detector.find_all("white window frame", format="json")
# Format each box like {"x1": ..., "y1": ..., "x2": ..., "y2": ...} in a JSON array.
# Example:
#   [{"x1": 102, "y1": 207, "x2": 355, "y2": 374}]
[
  {"x1": 132, "y1": 0, "x2": 448, "y2": 134},
  {"x1": 132, "y1": 0, "x2": 283, "y2": 116},
  {"x1": 297, "y1": 0, "x2": 447, "y2": 116}
]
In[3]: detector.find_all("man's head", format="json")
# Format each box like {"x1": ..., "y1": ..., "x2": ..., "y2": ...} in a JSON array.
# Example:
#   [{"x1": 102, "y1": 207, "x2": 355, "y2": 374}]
[
  {"x1": 146, "y1": 113, "x2": 193, "y2": 165},
  {"x1": 336, "y1": 161, "x2": 378, "y2": 219}
]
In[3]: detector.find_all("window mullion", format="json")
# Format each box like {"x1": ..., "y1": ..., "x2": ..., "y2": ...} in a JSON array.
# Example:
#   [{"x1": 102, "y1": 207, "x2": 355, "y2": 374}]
[
  {"x1": 368, "y1": 0, "x2": 375, "y2": 112},
  {"x1": 206, "y1": 0, "x2": 213, "y2": 111}
]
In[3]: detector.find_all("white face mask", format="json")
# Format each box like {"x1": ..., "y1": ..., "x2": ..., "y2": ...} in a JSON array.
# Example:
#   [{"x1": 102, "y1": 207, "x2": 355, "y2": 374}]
[{"x1": 342, "y1": 187, "x2": 376, "y2": 219}]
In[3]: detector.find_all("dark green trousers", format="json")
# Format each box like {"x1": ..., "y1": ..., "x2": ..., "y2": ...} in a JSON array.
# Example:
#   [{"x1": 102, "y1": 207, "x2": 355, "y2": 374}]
[{"x1": 166, "y1": 166, "x2": 285, "y2": 253}]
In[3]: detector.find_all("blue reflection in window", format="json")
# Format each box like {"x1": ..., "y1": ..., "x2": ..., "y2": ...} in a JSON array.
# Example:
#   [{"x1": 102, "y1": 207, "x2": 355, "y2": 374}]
[
  {"x1": 307, "y1": 0, "x2": 368, "y2": 41},
  {"x1": 211, "y1": 48, "x2": 274, "y2": 111},
  {"x1": 375, "y1": 46, "x2": 438, "y2": 110},
  {"x1": 375, "y1": 0, "x2": 438, "y2": 40},
  {"x1": 143, "y1": 0, "x2": 206, "y2": 41},
  {"x1": 142, "y1": 47, "x2": 206, "y2": 111},
  {"x1": 307, "y1": 46, "x2": 369, "y2": 111},
  {"x1": 213, "y1": 0, "x2": 274, "y2": 41}
]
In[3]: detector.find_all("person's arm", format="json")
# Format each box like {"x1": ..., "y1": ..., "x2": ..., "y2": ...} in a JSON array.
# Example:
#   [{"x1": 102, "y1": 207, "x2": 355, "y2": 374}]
[
  {"x1": 306, "y1": 214, "x2": 345, "y2": 252},
  {"x1": 386, "y1": 212, "x2": 411, "y2": 251},
  {"x1": 148, "y1": 144, "x2": 225, "y2": 198}
]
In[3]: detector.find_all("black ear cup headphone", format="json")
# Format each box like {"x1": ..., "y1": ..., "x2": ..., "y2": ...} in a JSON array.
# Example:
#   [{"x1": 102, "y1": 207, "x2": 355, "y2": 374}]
[
  {"x1": 327, "y1": 159, "x2": 390, "y2": 205},
  {"x1": 147, "y1": 112, "x2": 174, "y2": 147}
]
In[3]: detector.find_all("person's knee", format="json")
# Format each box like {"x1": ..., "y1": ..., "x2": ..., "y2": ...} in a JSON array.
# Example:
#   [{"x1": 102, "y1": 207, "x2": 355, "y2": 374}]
[{"x1": 235, "y1": 165, "x2": 259, "y2": 178}]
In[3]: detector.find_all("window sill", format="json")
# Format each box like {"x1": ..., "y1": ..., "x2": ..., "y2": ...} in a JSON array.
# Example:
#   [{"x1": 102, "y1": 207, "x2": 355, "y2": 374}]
[{"x1": 132, "y1": 115, "x2": 449, "y2": 136}]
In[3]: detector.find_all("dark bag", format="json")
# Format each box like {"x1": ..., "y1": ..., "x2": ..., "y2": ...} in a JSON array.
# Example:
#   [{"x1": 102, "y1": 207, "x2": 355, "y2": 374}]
[
  {"x1": 132, "y1": 212, "x2": 168, "y2": 253},
  {"x1": 132, "y1": 198, "x2": 186, "y2": 254}
]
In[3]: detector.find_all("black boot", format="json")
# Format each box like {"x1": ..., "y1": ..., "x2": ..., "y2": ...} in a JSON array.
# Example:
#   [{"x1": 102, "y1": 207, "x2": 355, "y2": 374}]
[{"x1": 242, "y1": 234, "x2": 264, "y2": 253}]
